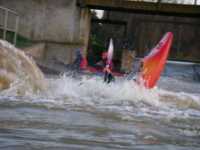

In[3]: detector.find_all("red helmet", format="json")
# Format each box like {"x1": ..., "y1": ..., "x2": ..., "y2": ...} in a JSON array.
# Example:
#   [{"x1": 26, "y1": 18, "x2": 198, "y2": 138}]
[{"x1": 102, "y1": 52, "x2": 108, "y2": 59}]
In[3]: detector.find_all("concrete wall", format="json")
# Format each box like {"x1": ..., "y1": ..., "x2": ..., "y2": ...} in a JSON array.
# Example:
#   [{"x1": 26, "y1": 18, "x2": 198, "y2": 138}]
[
  {"x1": 163, "y1": 61, "x2": 200, "y2": 82},
  {"x1": 0, "y1": 0, "x2": 91, "y2": 64},
  {"x1": 99, "y1": 11, "x2": 200, "y2": 61}
]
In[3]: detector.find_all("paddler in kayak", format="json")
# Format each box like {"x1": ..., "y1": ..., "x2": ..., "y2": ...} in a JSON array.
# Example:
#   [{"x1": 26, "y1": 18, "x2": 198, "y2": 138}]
[
  {"x1": 95, "y1": 51, "x2": 108, "y2": 69},
  {"x1": 103, "y1": 64, "x2": 115, "y2": 84},
  {"x1": 127, "y1": 59, "x2": 143, "y2": 81}
]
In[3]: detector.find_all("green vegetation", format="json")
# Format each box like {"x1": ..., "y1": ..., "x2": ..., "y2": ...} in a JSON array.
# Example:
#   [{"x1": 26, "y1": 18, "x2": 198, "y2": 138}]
[
  {"x1": 88, "y1": 34, "x2": 106, "y2": 66},
  {"x1": 0, "y1": 29, "x2": 33, "y2": 48}
]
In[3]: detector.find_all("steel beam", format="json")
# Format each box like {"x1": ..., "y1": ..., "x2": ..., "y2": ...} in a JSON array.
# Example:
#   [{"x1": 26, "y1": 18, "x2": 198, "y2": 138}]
[{"x1": 77, "y1": 0, "x2": 200, "y2": 17}]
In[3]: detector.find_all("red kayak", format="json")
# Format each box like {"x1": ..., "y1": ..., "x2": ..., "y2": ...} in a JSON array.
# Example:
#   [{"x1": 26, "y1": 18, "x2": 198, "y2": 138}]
[
  {"x1": 80, "y1": 39, "x2": 124, "y2": 77},
  {"x1": 79, "y1": 57, "x2": 124, "y2": 77},
  {"x1": 88, "y1": 67, "x2": 123, "y2": 76},
  {"x1": 139, "y1": 32, "x2": 173, "y2": 88}
]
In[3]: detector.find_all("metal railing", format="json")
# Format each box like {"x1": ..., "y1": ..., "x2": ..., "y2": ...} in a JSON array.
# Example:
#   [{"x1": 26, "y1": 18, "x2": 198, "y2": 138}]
[
  {"x1": 128, "y1": 0, "x2": 200, "y2": 5},
  {"x1": 160, "y1": 0, "x2": 199, "y2": 5},
  {"x1": 0, "y1": 6, "x2": 19, "y2": 45}
]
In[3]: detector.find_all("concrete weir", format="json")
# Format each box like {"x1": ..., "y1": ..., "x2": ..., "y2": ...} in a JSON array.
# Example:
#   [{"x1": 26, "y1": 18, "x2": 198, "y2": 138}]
[{"x1": 0, "y1": 0, "x2": 91, "y2": 66}]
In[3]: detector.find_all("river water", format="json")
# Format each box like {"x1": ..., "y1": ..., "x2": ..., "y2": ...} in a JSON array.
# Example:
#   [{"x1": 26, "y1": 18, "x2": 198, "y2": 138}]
[{"x1": 0, "y1": 73, "x2": 200, "y2": 150}]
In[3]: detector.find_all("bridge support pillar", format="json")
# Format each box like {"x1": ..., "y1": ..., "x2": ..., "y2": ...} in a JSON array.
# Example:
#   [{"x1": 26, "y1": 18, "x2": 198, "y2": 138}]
[{"x1": 79, "y1": 8, "x2": 91, "y2": 58}]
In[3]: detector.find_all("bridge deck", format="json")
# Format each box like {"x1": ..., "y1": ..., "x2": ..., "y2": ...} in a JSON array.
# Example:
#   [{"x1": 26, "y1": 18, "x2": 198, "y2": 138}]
[{"x1": 77, "y1": 0, "x2": 200, "y2": 17}]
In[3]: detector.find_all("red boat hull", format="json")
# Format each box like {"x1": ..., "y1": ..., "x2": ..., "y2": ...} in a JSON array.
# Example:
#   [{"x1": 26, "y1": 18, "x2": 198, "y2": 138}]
[{"x1": 140, "y1": 32, "x2": 173, "y2": 88}]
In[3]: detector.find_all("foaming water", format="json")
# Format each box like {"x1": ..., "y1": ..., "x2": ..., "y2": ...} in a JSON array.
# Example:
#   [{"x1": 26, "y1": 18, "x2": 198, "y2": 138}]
[
  {"x1": 1, "y1": 72, "x2": 199, "y2": 125},
  {"x1": 1, "y1": 73, "x2": 200, "y2": 117},
  {"x1": 0, "y1": 73, "x2": 200, "y2": 149},
  {"x1": 0, "y1": 40, "x2": 47, "y2": 93},
  {"x1": 46, "y1": 74, "x2": 159, "y2": 106}
]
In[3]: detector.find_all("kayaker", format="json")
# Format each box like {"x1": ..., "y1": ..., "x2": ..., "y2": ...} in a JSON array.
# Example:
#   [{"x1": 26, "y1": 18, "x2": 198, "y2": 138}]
[
  {"x1": 128, "y1": 60, "x2": 143, "y2": 82},
  {"x1": 135, "y1": 60, "x2": 146, "y2": 86},
  {"x1": 103, "y1": 64, "x2": 114, "y2": 84},
  {"x1": 101, "y1": 51, "x2": 108, "y2": 67},
  {"x1": 138, "y1": 60, "x2": 144, "y2": 73}
]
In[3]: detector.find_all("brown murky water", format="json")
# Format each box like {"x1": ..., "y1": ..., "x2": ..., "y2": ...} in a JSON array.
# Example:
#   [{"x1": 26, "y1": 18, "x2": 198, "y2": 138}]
[{"x1": 0, "y1": 75, "x2": 200, "y2": 150}]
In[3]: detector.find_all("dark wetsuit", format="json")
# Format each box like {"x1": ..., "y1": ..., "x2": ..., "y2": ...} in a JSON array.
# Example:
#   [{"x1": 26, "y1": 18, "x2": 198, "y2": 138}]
[{"x1": 104, "y1": 65, "x2": 114, "y2": 84}]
